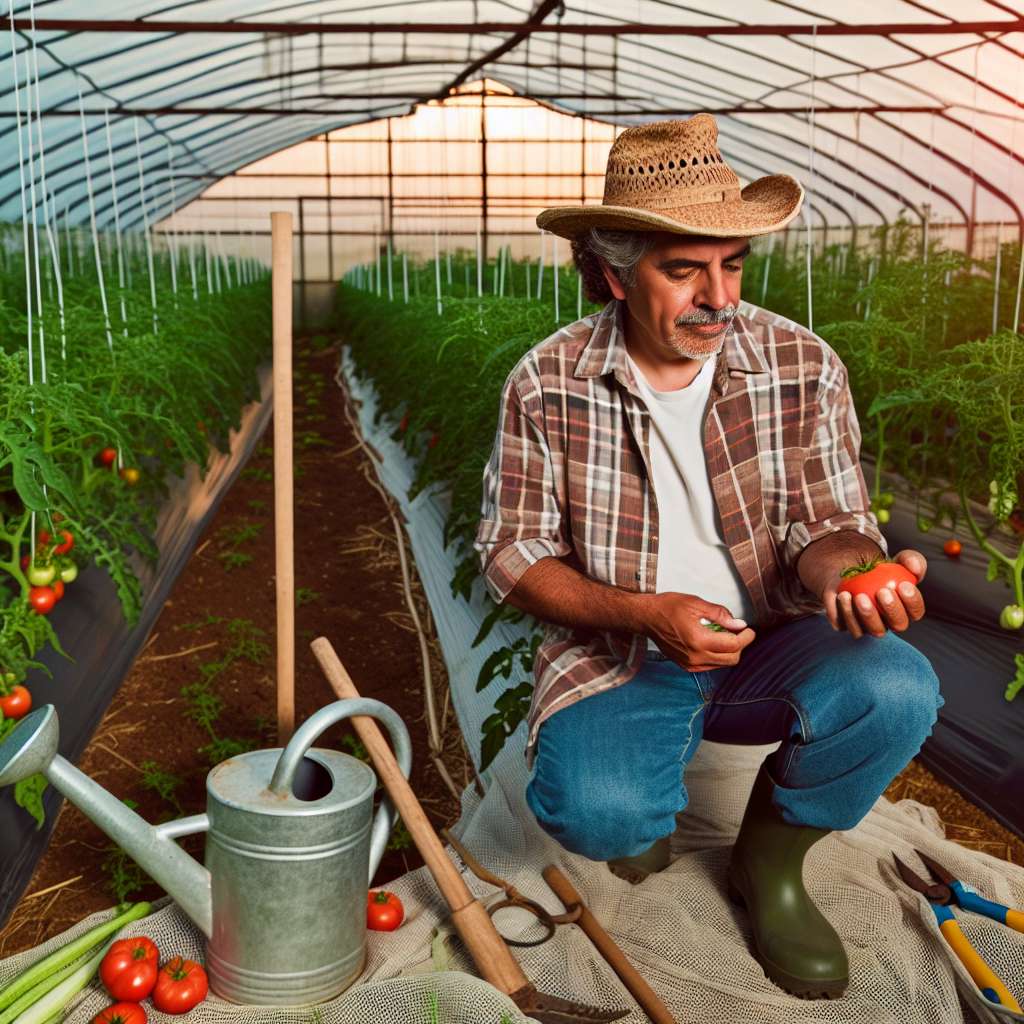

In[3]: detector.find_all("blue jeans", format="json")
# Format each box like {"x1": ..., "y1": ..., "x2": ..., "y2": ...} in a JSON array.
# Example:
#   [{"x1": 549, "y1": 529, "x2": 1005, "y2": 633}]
[{"x1": 525, "y1": 612, "x2": 944, "y2": 862}]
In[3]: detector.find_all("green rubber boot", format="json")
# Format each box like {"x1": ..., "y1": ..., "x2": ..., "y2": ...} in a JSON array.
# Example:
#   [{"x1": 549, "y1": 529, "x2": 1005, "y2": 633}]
[
  {"x1": 607, "y1": 834, "x2": 671, "y2": 885},
  {"x1": 727, "y1": 760, "x2": 849, "y2": 999}
]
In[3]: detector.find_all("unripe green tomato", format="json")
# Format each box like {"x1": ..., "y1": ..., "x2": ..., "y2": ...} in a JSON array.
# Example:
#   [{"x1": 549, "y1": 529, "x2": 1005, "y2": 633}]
[
  {"x1": 917, "y1": 517, "x2": 933, "y2": 533},
  {"x1": 878, "y1": 491, "x2": 895, "y2": 509},
  {"x1": 875, "y1": 509, "x2": 890, "y2": 524},
  {"x1": 999, "y1": 604, "x2": 1024, "y2": 630},
  {"x1": 59, "y1": 562, "x2": 78, "y2": 584},
  {"x1": 27, "y1": 562, "x2": 56, "y2": 587},
  {"x1": 3, "y1": 671, "x2": 16, "y2": 685}
]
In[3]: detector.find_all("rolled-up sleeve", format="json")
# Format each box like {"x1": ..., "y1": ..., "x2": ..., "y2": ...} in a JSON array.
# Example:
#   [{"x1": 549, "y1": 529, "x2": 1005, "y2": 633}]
[
  {"x1": 782, "y1": 346, "x2": 888, "y2": 583},
  {"x1": 473, "y1": 370, "x2": 571, "y2": 604}
]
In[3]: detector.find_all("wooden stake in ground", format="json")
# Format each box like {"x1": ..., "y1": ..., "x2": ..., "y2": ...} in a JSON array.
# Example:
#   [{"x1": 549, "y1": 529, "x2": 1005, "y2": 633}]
[{"x1": 271, "y1": 211, "x2": 295, "y2": 743}]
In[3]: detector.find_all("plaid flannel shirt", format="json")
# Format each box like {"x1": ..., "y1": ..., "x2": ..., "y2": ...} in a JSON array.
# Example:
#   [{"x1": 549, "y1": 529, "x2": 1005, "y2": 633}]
[{"x1": 473, "y1": 298, "x2": 887, "y2": 771}]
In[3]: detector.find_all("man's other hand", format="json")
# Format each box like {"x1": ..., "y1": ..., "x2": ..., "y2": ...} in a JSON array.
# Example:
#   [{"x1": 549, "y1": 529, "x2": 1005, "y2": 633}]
[{"x1": 643, "y1": 592, "x2": 756, "y2": 671}]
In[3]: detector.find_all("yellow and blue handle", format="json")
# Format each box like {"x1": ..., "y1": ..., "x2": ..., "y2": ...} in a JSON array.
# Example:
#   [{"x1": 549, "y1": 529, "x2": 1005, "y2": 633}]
[
  {"x1": 950, "y1": 880, "x2": 1024, "y2": 935},
  {"x1": 932, "y1": 903, "x2": 1023, "y2": 1012}
]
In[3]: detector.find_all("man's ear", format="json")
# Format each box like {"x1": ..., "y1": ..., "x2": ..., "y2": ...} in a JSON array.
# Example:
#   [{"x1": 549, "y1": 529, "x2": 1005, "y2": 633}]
[{"x1": 598, "y1": 259, "x2": 628, "y2": 301}]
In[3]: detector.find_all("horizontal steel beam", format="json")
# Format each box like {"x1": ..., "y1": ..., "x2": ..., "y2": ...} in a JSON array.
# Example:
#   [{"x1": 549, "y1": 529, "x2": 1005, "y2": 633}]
[
  {"x1": 13, "y1": 18, "x2": 1023, "y2": 36},
  {"x1": 11, "y1": 103, "x2": 965, "y2": 118}
]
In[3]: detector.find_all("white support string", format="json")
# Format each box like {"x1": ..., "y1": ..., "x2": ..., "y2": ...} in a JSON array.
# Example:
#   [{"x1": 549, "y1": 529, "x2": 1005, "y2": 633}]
[
  {"x1": 386, "y1": 237, "x2": 394, "y2": 301},
  {"x1": 28, "y1": 1, "x2": 66, "y2": 364},
  {"x1": 63, "y1": 200, "x2": 73, "y2": 278},
  {"x1": 78, "y1": 85, "x2": 114, "y2": 355},
  {"x1": 187, "y1": 233, "x2": 199, "y2": 301},
  {"x1": 375, "y1": 233, "x2": 382, "y2": 297},
  {"x1": 204, "y1": 233, "x2": 214, "y2": 294},
  {"x1": 133, "y1": 119, "x2": 159, "y2": 333},
  {"x1": 476, "y1": 219, "x2": 482, "y2": 298},
  {"x1": 805, "y1": 22, "x2": 817, "y2": 332},
  {"x1": 536, "y1": 228, "x2": 545, "y2": 301},
  {"x1": 9, "y1": 3, "x2": 37, "y2": 552},
  {"x1": 434, "y1": 229, "x2": 442, "y2": 316},
  {"x1": 992, "y1": 223, "x2": 1002, "y2": 334},
  {"x1": 166, "y1": 141, "x2": 179, "y2": 302},
  {"x1": 553, "y1": 233, "x2": 559, "y2": 322},
  {"x1": 216, "y1": 229, "x2": 232, "y2": 288},
  {"x1": 402, "y1": 250, "x2": 409, "y2": 303},
  {"x1": 22, "y1": 19, "x2": 45, "y2": 389}
]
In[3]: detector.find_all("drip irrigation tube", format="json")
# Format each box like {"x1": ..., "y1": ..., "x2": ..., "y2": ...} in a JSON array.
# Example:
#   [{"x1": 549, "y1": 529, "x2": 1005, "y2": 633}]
[{"x1": 0, "y1": 366, "x2": 273, "y2": 928}]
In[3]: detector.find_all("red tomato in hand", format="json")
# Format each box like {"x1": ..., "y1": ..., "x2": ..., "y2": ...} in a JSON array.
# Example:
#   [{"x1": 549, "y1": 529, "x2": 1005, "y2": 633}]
[
  {"x1": 100, "y1": 937, "x2": 159, "y2": 1001},
  {"x1": 367, "y1": 889, "x2": 405, "y2": 931},
  {"x1": 152, "y1": 957, "x2": 209, "y2": 1014},
  {"x1": 836, "y1": 558, "x2": 918, "y2": 614},
  {"x1": 93, "y1": 1004, "x2": 147, "y2": 1024},
  {"x1": 28, "y1": 586, "x2": 56, "y2": 614},
  {"x1": 0, "y1": 686, "x2": 31, "y2": 720}
]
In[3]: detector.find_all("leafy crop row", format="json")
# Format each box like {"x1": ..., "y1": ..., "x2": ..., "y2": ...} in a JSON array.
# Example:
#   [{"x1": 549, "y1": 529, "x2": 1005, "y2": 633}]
[
  {"x1": 0, "y1": 224, "x2": 271, "y2": 822},
  {"x1": 337, "y1": 222, "x2": 1024, "y2": 769}
]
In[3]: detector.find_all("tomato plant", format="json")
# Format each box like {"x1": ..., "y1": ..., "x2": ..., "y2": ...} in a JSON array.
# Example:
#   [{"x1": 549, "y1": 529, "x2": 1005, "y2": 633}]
[
  {"x1": 152, "y1": 957, "x2": 209, "y2": 1014},
  {"x1": 0, "y1": 685, "x2": 31, "y2": 719},
  {"x1": 101, "y1": 936, "x2": 160, "y2": 1001},
  {"x1": 93, "y1": 1003, "x2": 147, "y2": 1024},
  {"x1": 367, "y1": 889, "x2": 405, "y2": 931}
]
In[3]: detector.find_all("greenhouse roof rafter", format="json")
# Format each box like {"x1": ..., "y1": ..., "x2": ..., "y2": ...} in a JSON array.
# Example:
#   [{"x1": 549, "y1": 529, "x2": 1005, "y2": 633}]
[{"x1": 12, "y1": 18, "x2": 1024, "y2": 36}]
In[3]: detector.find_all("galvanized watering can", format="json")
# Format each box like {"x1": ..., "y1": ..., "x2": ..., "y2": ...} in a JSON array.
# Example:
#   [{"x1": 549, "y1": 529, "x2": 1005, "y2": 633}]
[{"x1": 0, "y1": 698, "x2": 412, "y2": 1006}]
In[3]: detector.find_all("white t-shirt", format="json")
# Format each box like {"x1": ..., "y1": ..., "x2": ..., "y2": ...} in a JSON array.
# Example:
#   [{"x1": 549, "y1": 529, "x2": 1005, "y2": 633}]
[{"x1": 625, "y1": 349, "x2": 757, "y2": 651}]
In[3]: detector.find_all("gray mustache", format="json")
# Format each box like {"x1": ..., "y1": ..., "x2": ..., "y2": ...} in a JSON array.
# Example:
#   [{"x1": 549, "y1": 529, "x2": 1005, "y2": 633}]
[{"x1": 676, "y1": 305, "x2": 738, "y2": 326}]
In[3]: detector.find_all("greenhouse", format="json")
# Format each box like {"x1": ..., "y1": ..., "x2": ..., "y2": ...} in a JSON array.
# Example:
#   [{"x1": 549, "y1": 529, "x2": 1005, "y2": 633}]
[{"x1": 0, "y1": 2, "x2": 1022, "y2": 1022}]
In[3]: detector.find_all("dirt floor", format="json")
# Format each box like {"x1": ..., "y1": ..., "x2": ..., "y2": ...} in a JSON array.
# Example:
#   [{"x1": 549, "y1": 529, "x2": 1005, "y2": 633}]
[{"x1": 1, "y1": 332, "x2": 1022, "y2": 958}]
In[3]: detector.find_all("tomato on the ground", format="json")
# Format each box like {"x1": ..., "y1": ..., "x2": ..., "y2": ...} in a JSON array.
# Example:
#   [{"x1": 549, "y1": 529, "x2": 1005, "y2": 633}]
[
  {"x1": 29, "y1": 586, "x2": 56, "y2": 615},
  {"x1": 836, "y1": 557, "x2": 918, "y2": 614},
  {"x1": 93, "y1": 1003, "x2": 147, "y2": 1024},
  {"x1": 101, "y1": 936, "x2": 160, "y2": 1001},
  {"x1": 367, "y1": 889, "x2": 405, "y2": 931},
  {"x1": 0, "y1": 686, "x2": 31, "y2": 720},
  {"x1": 152, "y1": 957, "x2": 208, "y2": 1014}
]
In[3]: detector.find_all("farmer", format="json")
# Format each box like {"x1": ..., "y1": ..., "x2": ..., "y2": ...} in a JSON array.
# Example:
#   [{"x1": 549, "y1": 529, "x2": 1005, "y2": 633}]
[{"x1": 473, "y1": 114, "x2": 943, "y2": 1000}]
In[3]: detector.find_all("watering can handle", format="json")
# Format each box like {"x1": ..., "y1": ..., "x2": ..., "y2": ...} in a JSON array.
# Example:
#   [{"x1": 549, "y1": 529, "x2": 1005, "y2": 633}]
[{"x1": 269, "y1": 698, "x2": 413, "y2": 886}]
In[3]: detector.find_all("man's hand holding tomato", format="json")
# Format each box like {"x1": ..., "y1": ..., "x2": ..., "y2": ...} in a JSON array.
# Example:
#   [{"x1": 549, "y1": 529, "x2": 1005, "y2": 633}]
[{"x1": 794, "y1": 530, "x2": 927, "y2": 639}]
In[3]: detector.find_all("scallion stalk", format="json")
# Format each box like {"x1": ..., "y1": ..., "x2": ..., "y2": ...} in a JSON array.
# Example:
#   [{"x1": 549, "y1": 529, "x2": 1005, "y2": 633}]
[
  {"x1": 0, "y1": 902, "x2": 151, "y2": 1012},
  {"x1": 9, "y1": 939, "x2": 109, "y2": 1024}
]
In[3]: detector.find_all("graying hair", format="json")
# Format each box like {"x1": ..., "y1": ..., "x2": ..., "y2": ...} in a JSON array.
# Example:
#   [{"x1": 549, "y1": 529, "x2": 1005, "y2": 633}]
[{"x1": 585, "y1": 228, "x2": 655, "y2": 288}]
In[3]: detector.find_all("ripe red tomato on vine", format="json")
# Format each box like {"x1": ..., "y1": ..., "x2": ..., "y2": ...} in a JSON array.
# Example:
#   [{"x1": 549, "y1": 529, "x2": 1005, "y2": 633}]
[{"x1": 0, "y1": 686, "x2": 31, "y2": 719}]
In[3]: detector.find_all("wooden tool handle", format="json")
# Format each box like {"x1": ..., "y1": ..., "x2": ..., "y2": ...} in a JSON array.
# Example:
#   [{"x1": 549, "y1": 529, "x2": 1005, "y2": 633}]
[
  {"x1": 543, "y1": 865, "x2": 678, "y2": 1024},
  {"x1": 310, "y1": 637, "x2": 532, "y2": 997}
]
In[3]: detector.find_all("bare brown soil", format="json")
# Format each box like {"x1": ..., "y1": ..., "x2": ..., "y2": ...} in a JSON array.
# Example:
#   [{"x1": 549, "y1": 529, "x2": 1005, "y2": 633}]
[{"x1": 0, "y1": 333, "x2": 1019, "y2": 960}]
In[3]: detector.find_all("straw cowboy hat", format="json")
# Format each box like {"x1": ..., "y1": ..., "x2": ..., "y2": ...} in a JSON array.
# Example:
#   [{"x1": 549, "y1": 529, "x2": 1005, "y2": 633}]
[{"x1": 536, "y1": 113, "x2": 803, "y2": 239}]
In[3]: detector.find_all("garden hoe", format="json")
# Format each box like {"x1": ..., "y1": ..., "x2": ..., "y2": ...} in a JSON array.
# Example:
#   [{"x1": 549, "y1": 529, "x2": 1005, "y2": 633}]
[{"x1": 311, "y1": 636, "x2": 629, "y2": 1024}]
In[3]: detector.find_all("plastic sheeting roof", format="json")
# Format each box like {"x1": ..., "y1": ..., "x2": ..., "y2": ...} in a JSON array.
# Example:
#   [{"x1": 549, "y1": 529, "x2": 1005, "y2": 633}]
[{"x1": 2, "y1": 2, "x2": 1023, "y2": 235}]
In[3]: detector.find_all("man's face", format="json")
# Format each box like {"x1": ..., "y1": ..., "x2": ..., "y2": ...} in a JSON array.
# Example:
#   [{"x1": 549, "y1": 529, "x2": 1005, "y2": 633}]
[{"x1": 602, "y1": 232, "x2": 751, "y2": 362}]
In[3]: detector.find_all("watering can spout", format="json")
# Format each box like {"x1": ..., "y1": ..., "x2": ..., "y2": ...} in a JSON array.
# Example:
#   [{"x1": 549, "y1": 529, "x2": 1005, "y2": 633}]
[{"x1": 0, "y1": 706, "x2": 213, "y2": 938}]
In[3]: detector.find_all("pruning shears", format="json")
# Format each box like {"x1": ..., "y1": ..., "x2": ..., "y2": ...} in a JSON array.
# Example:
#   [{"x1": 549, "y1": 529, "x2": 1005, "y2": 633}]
[{"x1": 893, "y1": 849, "x2": 1024, "y2": 1013}]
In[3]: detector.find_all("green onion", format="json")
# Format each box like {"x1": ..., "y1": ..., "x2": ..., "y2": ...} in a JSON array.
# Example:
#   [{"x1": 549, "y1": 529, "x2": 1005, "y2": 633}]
[
  {"x1": 0, "y1": 901, "x2": 150, "y2": 1012},
  {"x1": 7, "y1": 937, "x2": 109, "y2": 1024}
]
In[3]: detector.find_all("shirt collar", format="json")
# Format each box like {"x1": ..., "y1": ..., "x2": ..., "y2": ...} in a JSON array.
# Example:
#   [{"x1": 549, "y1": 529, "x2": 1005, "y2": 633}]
[{"x1": 573, "y1": 299, "x2": 771, "y2": 396}]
